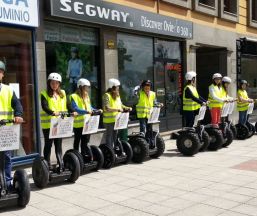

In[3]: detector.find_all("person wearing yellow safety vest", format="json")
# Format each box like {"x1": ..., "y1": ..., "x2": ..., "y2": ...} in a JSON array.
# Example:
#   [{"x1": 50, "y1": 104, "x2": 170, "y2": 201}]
[
  {"x1": 208, "y1": 73, "x2": 228, "y2": 125},
  {"x1": 237, "y1": 80, "x2": 254, "y2": 125},
  {"x1": 103, "y1": 78, "x2": 132, "y2": 150},
  {"x1": 183, "y1": 71, "x2": 207, "y2": 127},
  {"x1": 0, "y1": 61, "x2": 23, "y2": 190},
  {"x1": 70, "y1": 78, "x2": 102, "y2": 161},
  {"x1": 221, "y1": 76, "x2": 233, "y2": 100},
  {"x1": 40, "y1": 73, "x2": 77, "y2": 168}
]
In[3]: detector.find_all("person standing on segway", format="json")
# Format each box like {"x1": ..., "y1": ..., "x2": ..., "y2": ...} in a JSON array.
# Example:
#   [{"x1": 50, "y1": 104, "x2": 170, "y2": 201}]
[
  {"x1": 102, "y1": 78, "x2": 132, "y2": 154},
  {"x1": 183, "y1": 71, "x2": 207, "y2": 127},
  {"x1": 40, "y1": 73, "x2": 77, "y2": 170},
  {"x1": 70, "y1": 78, "x2": 102, "y2": 162},
  {"x1": 0, "y1": 61, "x2": 23, "y2": 190}
]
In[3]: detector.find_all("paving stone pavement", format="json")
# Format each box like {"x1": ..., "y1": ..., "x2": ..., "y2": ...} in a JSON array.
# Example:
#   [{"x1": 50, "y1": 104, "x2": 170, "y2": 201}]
[{"x1": 2, "y1": 135, "x2": 257, "y2": 215}]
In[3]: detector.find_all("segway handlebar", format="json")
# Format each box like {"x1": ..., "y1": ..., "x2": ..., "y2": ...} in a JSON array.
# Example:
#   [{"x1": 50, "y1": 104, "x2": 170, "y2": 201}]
[
  {"x1": 91, "y1": 110, "x2": 103, "y2": 116},
  {"x1": 53, "y1": 112, "x2": 73, "y2": 119},
  {"x1": 0, "y1": 119, "x2": 14, "y2": 126}
]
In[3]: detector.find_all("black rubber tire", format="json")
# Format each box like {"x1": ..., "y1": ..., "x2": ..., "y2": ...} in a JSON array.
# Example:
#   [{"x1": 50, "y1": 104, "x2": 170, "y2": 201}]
[
  {"x1": 91, "y1": 145, "x2": 104, "y2": 171},
  {"x1": 63, "y1": 152, "x2": 80, "y2": 183},
  {"x1": 223, "y1": 128, "x2": 234, "y2": 147},
  {"x1": 176, "y1": 132, "x2": 200, "y2": 156},
  {"x1": 121, "y1": 141, "x2": 133, "y2": 164},
  {"x1": 129, "y1": 136, "x2": 149, "y2": 163},
  {"x1": 246, "y1": 122, "x2": 255, "y2": 138},
  {"x1": 150, "y1": 134, "x2": 165, "y2": 158},
  {"x1": 236, "y1": 124, "x2": 249, "y2": 140},
  {"x1": 199, "y1": 130, "x2": 210, "y2": 152},
  {"x1": 13, "y1": 169, "x2": 30, "y2": 207},
  {"x1": 65, "y1": 149, "x2": 84, "y2": 175},
  {"x1": 230, "y1": 123, "x2": 237, "y2": 139},
  {"x1": 255, "y1": 122, "x2": 257, "y2": 132},
  {"x1": 32, "y1": 157, "x2": 49, "y2": 188},
  {"x1": 206, "y1": 128, "x2": 224, "y2": 151},
  {"x1": 99, "y1": 144, "x2": 115, "y2": 169}
]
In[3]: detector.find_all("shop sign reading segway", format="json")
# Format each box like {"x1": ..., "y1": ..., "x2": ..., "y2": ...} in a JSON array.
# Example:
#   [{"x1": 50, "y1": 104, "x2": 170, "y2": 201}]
[
  {"x1": 49, "y1": 117, "x2": 74, "y2": 139},
  {"x1": 83, "y1": 115, "x2": 100, "y2": 135},
  {"x1": 0, "y1": 124, "x2": 20, "y2": 151},
  {"x1": 114, "y1": 112, "x2": 129, "y2": 130}
]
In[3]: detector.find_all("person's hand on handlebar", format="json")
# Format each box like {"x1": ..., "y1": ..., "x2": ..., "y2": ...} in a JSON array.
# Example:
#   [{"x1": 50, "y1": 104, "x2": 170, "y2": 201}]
[
  {"x1": 72, "y1": 112, "x2": 78, "y2": 117},
  {"x1": 14, "y1": 117, "x2": 23, "y2": 124},
  {"x1": 53, "y1": 111, "x2": 60, "y2": 116},
  {"x1": 202, "y1": 102, "x2": 206, "y2": 106}
]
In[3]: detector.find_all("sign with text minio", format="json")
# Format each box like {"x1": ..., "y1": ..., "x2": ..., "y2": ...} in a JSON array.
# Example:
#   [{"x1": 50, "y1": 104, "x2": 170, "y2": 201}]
[
  {"x1": 50, "y1": 0, "x2": 193, "y2": 39},
  {"x1": 0, "y1": 0, "x2": 39, "y2": 27}
]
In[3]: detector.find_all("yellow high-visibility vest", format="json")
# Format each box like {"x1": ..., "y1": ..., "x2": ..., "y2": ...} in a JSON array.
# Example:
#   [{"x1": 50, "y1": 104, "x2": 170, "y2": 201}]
[
  {"x1": 208, "y1": 84, "x2": 223, "y2": 108},
  {"x1": 237, "y1": 89, "x2": 249, "y2": 111},
  {"x1": 0, "y1": 84, "x2": 14, "y2": 122},
  {"x1": 70, "y1": 93, "x2": 92, "y2": 128},
  {"x1": 183, "y1": 85, "x2": 201, "y2": 111},
  {"x1": 136, "y1": 90, "x2": 156, "y2": 119},
  {"x1": 40, "y1": 90, "x2": 67, "y2": 129},
  {"x1": 103, "y1": 92, "x2": 122, "y2": 124}
]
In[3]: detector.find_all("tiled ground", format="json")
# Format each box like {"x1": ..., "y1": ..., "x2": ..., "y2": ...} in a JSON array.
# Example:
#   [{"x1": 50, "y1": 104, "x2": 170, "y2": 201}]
[{"x1": 2, "y1": 135, "x2": 257, "y2": 215}]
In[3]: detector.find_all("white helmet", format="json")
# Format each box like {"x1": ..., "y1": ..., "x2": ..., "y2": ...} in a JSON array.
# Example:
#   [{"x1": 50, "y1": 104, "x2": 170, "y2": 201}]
[
  {"x1": 48, "y1": 73, "x2": 62, "y2": 82},
  {"x1": 108, "y1": 78, "x2": 120, "y2": 88},
  {"x1": 222, "y1": 76, "x2": 231, "y2": 83},
  {"x1": 77, "y1": 78, "x2": 91, "y2": 88},
  {"x1": 212, "y1": 73, "x2": 222, "y2": 80},
  {"x1": 185, "y1": 71, "x2": 196, "y2": 81}
]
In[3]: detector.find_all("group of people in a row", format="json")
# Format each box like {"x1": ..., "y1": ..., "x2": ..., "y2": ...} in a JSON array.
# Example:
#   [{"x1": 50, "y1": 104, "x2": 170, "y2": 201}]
[{"x1": 183, "y1": 71, "x2": 253, "y2": 127}]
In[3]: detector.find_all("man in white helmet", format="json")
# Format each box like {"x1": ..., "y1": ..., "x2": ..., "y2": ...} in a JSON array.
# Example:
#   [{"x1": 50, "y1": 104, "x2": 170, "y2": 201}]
[
  {"x1": 102, "y1": 78, "x2": 132, "y2": 149},
  {"x1": 0, "y1": 60, "x2": 23, "y2": 190},
  {"x1": 183, "y1": 71, "x2": 207, "y2": 127}
]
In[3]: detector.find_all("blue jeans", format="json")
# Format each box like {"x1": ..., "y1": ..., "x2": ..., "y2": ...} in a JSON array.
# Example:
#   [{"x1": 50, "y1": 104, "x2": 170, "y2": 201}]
[
  {"x1": 239, "y1": 111, "x2": 248, "y2": 125},
  {"x1": 139, "y1": 118, "x2": 153, "y2": 145},
  {"x1": 5, "y1": 151, "x2": 12, "y2": 186}
]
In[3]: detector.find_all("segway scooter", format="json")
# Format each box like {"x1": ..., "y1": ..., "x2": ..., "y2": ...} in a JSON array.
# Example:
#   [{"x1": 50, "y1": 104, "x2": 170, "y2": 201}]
[
  {"x1": 128, "y1": 105, "x2": 165, "y2": 163},
  {"x1": 176, "y1": 105, "x2": 210, "y2": 156},
  {"x1": 0, "y1": 120, "x2": 30, "y2": 208},
  {"x1": 99, "y1": 110, "x2": 133, "y2": 169},
  {"x1": 225, "y1": 101, "x2": 237, "y2": 139},
  {"x1": 65, "y1": 110, "x2": 104, "y2": 174},
  {"x1": 32, "y1": 113, "x2": 80, "y2": 188}
]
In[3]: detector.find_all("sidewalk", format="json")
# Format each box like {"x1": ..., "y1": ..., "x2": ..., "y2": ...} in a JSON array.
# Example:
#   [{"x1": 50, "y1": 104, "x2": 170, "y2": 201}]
[{"x1": 2, "y1": 135, "x2": 257, "y2": 216}]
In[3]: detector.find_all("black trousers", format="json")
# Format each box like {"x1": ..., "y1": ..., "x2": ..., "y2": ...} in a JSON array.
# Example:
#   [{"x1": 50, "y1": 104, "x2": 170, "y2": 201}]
[
  {"x1": 73, "y1": 127, "x2": 93, "y2": 160},
  {"x1": 42, "y1": 129, "x2": 63, "y2": 168}
]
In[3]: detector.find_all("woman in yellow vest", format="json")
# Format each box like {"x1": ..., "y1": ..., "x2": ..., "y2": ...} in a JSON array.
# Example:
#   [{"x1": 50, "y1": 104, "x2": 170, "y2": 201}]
[
  {"x1": 183, "y1": 71, "x2": 207, "y2": 127},
  {"x1": 70, "y1": 78, "x2": 102, "y2": 161},
  {"x1": 237, "y1": 80, "x2": 253, "y2": 125},
  {"x1": 103, "y1": 78, "x2": 131, "y2": 150},
  {"x1": 208, "y1": 73, "x2": 227, "y2": 125},
  {"x1": 40, "y1": 73, "x2": 76, "y2": 168}
]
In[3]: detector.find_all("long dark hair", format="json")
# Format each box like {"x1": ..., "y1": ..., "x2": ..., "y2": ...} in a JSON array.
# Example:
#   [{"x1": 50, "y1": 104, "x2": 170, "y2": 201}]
[
  {"x1": 47, "y1": 80, "x2": 64, "y2": 98},
  {"x1": 106, "y1": 86, "x2": 119, "y2": 98},
  {"x1": 76, "y1": 86, "x2": 88, "y2": 99}
]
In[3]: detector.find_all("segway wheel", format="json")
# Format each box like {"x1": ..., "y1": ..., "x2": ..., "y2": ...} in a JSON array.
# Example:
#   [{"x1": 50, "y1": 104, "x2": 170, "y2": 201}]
[
  {"x1": 199, "y1": 130, "x2": 210, "y2": 152},
  {"x1": 207, "y1": 129, "x2": 224, "y2": 151},
  {"x1": 230, "y1": 123, "x2": 237, "y2": 139},
  {"x1": 130, "y1": 137, "x2": 149, "y2": 163},
  {"x1": 65, "y1": 149, "x2": 84, "y2": 175},
  {"x1": 121, "y1": 141, "x2": 133, "y2": 164},
  {"x1": 236, "y1": 124, "x2": 249, "y2": 140},
  {"x1": 223, "y1": 128, "x2": 234, "y2": 148},
  {"x1": 63, "y1": 152, "x2": 80, "y2": 183},
  {"x1": 176, "y1": 132, "x2": 200, "y2": 156},
  {"x1": 13, "y1": 169, "x2": 30, "y2": 207},
  {"x1": 150, "y1": 134, "x2": 165, "y2": 158},
  {"x1": 99, "y1": 144, "x2": 115, "y2": 169},
  {"x1": 32, "y1": 157, "x2": 49, "y2": 188},
  {"x1": 246, "y1": 122, "x2": 255, "y2": 138},
  {"x1": 91, "y1": 145, "x2": 104, "y2": 171}
]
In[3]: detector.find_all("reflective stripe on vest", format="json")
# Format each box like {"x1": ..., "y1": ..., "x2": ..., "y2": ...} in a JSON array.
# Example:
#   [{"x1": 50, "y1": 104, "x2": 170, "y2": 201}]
[
  {"x1": 136, "y1": 90, "x2": 156, "y2": 119},
  {"x1": 0, "y1": 84, "x2": 14, "y2": 122},
  {"x1": 237, "y1": 89, "x2": 249, "y2": 111},
  {"x1": 70, "y1": 93, "x2": 92, "y2": 128},
  {"x1": 208, "y1": 84, "x2": 223, "y2": 108},
  {"x1": 183, "y1": 85, "x2": 200, "y2": 111},
  {"x1": 103, "y1": 93, "x2": 122, "y2": 123},
  {"x1": 40, "y1": 90, "x2": 67, "y2": 129}
]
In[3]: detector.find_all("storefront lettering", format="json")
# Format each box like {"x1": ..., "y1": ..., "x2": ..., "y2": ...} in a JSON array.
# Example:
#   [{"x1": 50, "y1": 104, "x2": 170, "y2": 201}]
[
  {"x1": 141, "y1": 16, "x2": 163, "y2": 30},
  {"x1": 0, "y1": 6, "x2": 29, "y2": 22},
  {"x1": 2, "y1": 0, "x2": 28, "y2": 7},
  {"x1": 60, "y1": 0, "x2": 130, "y2": 23}
]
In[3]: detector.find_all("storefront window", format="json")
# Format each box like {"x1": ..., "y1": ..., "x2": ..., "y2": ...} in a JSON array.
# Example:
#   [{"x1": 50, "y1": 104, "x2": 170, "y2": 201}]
[
  {"x1": 0, "y1": 27, "x2": 36, "y2": 157},
  {"x1": 199, "y1": 0, "x2": 215, "y2": 7},
  {"x1": 224, "y1": 0, "x2": 237, "y2": 14},
  {"x1": 44, "y1": 22, "x2": 100, "y2": 107},
  {"x1": 252, "y1": 0, "x2": 257, "y2": 21},
  {"x1": 117, "y1": 33, "x2": 154, "y2": 107}
]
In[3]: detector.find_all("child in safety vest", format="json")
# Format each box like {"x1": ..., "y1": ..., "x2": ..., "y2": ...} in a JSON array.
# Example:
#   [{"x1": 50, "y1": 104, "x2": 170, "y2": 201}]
[
  {"x1": 102, "y1": 78, "x2": 132, "y2": 151},
  {"x1": 70, "y1": 78, "x2": 102, "y2": 161},
  {"x1": 40, "y1": 73, "x2": 77, "y2": 169},
  {"x1": 183, "y1": 71, "x2": 207, "y2": 127},
  {"x1": 237, "y1": 80, "x2": 254, "y2": 125}
]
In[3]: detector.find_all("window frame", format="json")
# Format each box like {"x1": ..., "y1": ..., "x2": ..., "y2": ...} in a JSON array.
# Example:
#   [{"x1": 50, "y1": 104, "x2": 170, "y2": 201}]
[
  {"x1": 248, "y1": 0, "x2": 257, "y2": 28},
  {"x1": 219, "y1": 0, "x2": 239, "y2": 23},
  {"x1": 161, "y1": 0, "x2": 192, "y2": 9},
  {"x1": 193, "y1": 0, "x2": 218, "y2": 16}
]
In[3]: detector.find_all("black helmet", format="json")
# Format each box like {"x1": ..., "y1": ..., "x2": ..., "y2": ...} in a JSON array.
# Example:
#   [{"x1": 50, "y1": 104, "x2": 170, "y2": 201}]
[
  {"x1": 141, "y1": 80, "x2": 152, "y2": 87},
  {"x1": 71, "y1": 47, "x2": 79, "y2": 53}
]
